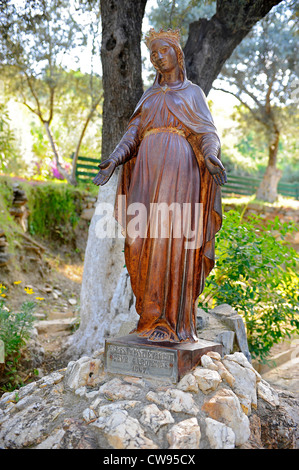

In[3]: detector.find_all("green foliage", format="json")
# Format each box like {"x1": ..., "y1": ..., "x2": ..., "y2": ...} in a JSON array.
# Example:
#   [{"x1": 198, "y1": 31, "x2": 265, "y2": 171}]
[
  {"x1": 214, "y1": 0, "x2": 298, "y2": 175},
  {"x1": 25, "y1": 182, "x2": 82, "y2": 242},
  {"x1": 0, "y1": 285, "x2": 35, "y2": 392},
  {"x1": 0, "y1": 103, "x2": 26, "y2": 175},
  {"x1": 0, "y1": 0, "x2": 103, "y2": 183},
  {"x1": 0, "y1": 293, "x2": 35, "y2": 358},
  {"x1": 0, "y1": 103, "x2": 15, "y2": 164},
  {"x1": 148, "y1": 0, "x2": 215, "y2": 46},
  {"x1": 200, "y1": 210, "x2": 299, "y2": 362},
  {"x1": 0, "y1": 177, "x2": 22, "y2": 250}
]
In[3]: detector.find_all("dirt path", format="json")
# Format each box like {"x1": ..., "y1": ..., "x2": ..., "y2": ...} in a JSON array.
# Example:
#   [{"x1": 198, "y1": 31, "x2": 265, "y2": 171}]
[{"x1": 0, "y1": 236, "x2": 85, "y2": 383}]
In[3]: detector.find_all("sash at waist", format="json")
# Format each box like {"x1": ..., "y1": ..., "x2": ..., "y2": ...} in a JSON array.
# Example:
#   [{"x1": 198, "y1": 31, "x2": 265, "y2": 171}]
[{"x1": 142, "y1": 127, "x2": 186, "y2": 139}]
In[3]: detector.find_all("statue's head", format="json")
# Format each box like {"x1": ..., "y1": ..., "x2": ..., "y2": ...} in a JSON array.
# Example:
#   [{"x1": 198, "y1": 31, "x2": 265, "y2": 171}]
[{"x1": 145, "y1": 28, "x2": 186, "y2": 83}]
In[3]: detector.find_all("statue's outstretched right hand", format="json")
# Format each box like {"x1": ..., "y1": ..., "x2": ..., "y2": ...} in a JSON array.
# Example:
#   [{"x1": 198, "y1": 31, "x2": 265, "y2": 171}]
[{"x1": 93, "y1": 157, "x2": 117, "y2": 186}]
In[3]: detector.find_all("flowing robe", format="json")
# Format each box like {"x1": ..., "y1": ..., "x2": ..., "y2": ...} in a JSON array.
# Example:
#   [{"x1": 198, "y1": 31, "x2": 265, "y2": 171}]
[{"x1": 114, "y1": 79, "x2": 222, "y2": 342}]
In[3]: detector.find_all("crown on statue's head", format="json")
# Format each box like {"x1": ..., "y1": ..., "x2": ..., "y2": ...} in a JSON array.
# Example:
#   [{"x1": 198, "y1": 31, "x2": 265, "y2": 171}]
[{"x1": 145, "y1": 28, "x2": 181, "y2": 49}]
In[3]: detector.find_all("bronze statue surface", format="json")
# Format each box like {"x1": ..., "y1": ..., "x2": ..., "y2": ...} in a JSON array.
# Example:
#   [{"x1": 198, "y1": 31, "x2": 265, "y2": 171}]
[{"x1": 94, "y1": 28, "x2": 227, "y2": 344}]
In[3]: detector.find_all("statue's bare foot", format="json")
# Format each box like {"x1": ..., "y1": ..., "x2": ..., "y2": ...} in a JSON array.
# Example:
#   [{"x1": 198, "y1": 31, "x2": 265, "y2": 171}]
[{"x1": 148, "y1": 327, "x2": 171, "y2": 342}]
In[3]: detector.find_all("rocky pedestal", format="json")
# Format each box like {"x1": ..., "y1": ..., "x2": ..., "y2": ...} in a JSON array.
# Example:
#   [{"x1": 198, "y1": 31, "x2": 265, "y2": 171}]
[{"x1": 0, "y1": 350, "x2": 297, "y2": 450}]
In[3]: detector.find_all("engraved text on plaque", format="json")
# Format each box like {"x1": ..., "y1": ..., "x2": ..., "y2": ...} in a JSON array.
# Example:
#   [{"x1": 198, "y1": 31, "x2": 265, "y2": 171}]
[{"x1": 105, "y1": 342, "x2": 178, "y2": 382}]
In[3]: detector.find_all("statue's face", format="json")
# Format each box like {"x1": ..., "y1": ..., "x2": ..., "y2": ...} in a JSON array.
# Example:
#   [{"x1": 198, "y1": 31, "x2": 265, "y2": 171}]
[{"x1": 150, "y1": 39, "x2": 178, "y2": 75}]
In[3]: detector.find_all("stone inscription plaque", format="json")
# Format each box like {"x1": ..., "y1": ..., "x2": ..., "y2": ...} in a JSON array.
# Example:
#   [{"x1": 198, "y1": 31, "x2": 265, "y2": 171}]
[
  {"x1": 105, "y1": 335, "x2": 222, "y2": 383},
  {"x1": 105, "y1": 341, "x2": 178, "y2": 382}
]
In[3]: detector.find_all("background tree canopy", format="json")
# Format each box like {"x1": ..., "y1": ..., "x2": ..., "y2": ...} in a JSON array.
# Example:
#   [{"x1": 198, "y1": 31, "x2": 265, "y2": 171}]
[
  {"x1": 0, "y1": 0, "x2": 297, "y2": 199},
  {"x1": 149, "y1": 0, "x2": 298, "y2": 202},
  {"x1": 0, "y1": 0, "x2": 102, "y2": 184}
]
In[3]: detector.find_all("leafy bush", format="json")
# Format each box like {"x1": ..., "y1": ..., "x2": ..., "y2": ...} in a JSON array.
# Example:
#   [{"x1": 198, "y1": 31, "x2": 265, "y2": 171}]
[
  {"x1": 200, "y1": 210, "x2": 299, "y2": 362},
  {"x1": 0, "y1": 285, "x2": 35, "y2": 392},
  {"x1": 25, "y1": 182, "x2": 82, "y2": 242},
  {"x1": 0, "y1": 177, "x2": 22, "y2": 250}
]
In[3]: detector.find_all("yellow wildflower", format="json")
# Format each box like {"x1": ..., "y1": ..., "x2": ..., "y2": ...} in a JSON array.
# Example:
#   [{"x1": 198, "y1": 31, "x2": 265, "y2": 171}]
[
  {"x1": 24, "y1": 287, "x2": 34, "y2": 295},
  {"x1": 35, "y1": 297, "x2": 45, "y2": 301},
  {"x1": 14, "y1": 280, "x2": 22, "y2": 285},
  {"x1": 0, "y1": 284, "x2": 7, "y2": 290},
  {"x1": 1, "y1": 293, "x2": 6, "y2": 297}
]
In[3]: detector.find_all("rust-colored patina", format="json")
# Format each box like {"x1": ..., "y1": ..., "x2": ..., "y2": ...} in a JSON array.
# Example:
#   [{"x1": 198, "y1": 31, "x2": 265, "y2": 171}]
[{"x1": 94, "y1": 29, "x2": 227, "y2": 344}]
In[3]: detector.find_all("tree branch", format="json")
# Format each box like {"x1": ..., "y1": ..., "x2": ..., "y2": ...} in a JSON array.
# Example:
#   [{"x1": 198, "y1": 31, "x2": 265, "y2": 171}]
[
  {"x1": 212, "y1": 86, "x2": 266, "y2": 125},
  {"x1": 23, "y1": 71, "x2": 43, "y2": 119},
  {"x1": 184, "y1": 0, "x2": 283, "y2": 94},
  {"x1": 48, "y1": 85, "x2": 55, "y2": 124},
  {"x1": 218, "y1": 76, "x2": 263, "y2": 109},
  {"x1": 43, "y1": 121, "x2": 71, "y2": 183}
]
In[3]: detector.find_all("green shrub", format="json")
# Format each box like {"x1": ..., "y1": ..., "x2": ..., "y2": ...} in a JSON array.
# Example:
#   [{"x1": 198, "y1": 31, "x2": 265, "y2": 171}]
[
  {"x1": 0, "y1": 177, "x2": 22, "y2": 250},
  {"x1": 200, "y1": 210, "x2": 299, "y2": 362},
  {"x1": 25, "y1": 182, "x2": 82, "y2": 242},
  {"x1": 0, "y1": 284, "x2": 36, "y2": 392}
]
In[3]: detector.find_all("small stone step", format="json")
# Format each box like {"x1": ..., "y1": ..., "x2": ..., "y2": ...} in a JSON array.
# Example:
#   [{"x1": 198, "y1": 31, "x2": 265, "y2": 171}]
[{"x1": 34, "y1": 318, "x2": 75, "y2": 335}]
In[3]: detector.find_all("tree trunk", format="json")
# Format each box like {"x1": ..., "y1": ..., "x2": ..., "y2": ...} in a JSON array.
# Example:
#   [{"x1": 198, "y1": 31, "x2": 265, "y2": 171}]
[
  {"x1": 184, "y1": 0, "x2": 283, "y2": 95},
  {"x1": 43, "y1": 121, "x2": 72, "y2": 184},
  {"x1": 66, "y1": 0, "x2": 146, "y2": 358},
  {"x1": 256, "y1": 127, "x2": 282, "y2": 203},
  {"x1": 100, "y1": 0, "x2": 146, "y2": 158}
]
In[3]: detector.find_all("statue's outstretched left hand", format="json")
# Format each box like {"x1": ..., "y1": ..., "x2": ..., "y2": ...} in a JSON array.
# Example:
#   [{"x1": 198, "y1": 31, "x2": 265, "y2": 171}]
[{"x1": 205, "y1": 155, "x2": 227, "y2": 186}]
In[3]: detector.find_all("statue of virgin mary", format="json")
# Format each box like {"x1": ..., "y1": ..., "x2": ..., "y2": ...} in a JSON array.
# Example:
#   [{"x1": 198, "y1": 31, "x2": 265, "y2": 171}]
[{"x1": 93, "y1": 28, "x2": 227, "y2": 343}]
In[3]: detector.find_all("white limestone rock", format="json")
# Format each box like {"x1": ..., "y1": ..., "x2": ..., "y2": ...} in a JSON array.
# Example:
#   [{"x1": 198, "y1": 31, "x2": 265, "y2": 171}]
[
  {"x1": 193, "y1": 368, "x2": 222, "y2": 394},
  {"x1": 211, "y1": 359, "x2": 235, "y2": 387},
  {"x1": 97, "y1": 401, "x2": 140, "y2": 418},
  {"x1": 224, "y1": 352, "x2": 261, "y2": 381},
  {"x1": 98, "y1": 378, "x2": 141, "y2": 400},
  {"x1": 35, "y1": 429, "x2": 66, "y2": 449},
  {"x1": 82, "y1": 408, "x2": 97, "y2": 423},
  {"x1": 91, "y1": 409, "x2": 158, "y2": 449},
  {"x1": 75, "y1": 386, "x2": 87, "y2": 397},
  {"x1": 64, "y1": 356, "x2": 104, "y2": 390},
  {"x1": 200, "y1": 354, "x2": 219, "y2": 370},
  {"x1": 202, "y1": 388, "x2": 250, "y2": 446},
  {"x1": 177, "y1": 373, "x2": 199, "y2": 392},
  {"x1": 146, "y1": 389, "x2": 199, "y2": 415},
  {"x1": 167, "y1": 418, "x2": 201, "y2": 449},
  {"x1": 140, "y1": 404, "x2": 174, "y2": 433},
  {"x1": 205, "y1": 417, "x2": 235, "y2": 449},
  {"x1": 222, "y1": 358, "x2": 257, "y2": 415},
  {"x1": 0, "y1": 403, "x2": 65, "y2": 449},
  {"x1": 206, "y1": 351, "x2": 222, "y2": 361},
  {"x1": 257, "y1": 379, "x2": 280, "y2": 407}
]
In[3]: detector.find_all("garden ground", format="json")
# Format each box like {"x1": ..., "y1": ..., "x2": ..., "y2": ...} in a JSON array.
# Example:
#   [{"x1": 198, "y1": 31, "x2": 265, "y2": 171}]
[{"x1": 0, "y1": 185, "x2": 298, "y2": 399}]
